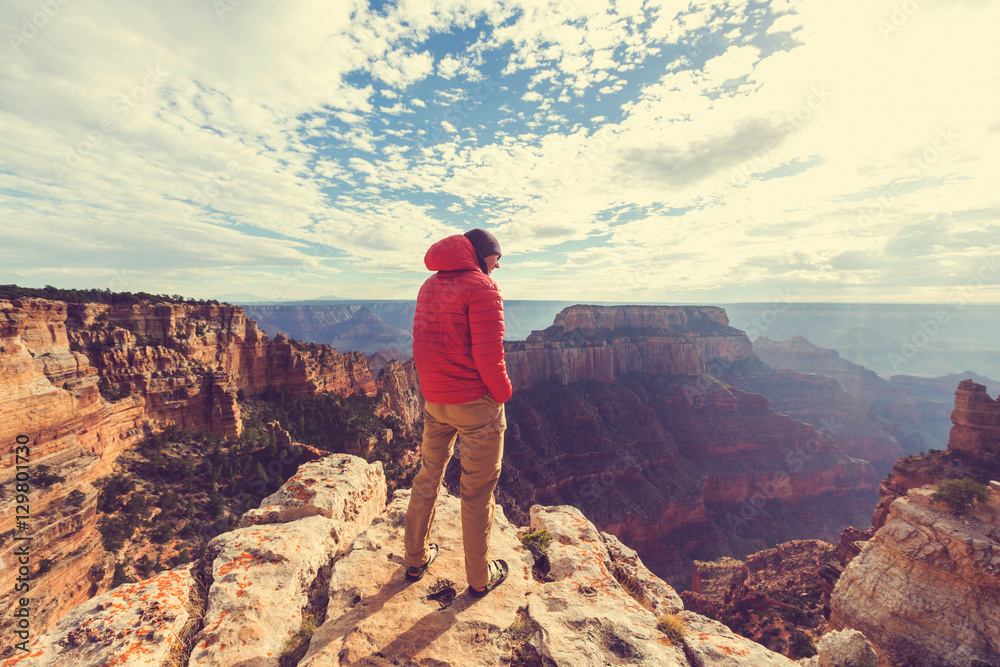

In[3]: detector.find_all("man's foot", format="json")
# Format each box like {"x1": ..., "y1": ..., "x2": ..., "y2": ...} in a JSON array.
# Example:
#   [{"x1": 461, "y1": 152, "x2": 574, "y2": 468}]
[
  {"x1": 405, "y1": 543, "x2": 439, "y2": 582},
  {"x1": 468, "y1": 559, "x2": 509, "y2": 597}
]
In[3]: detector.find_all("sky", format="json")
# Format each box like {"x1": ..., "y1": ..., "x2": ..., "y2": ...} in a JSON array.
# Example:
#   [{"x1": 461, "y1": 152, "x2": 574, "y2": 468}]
[{"x1": 1, "y1": 0, "x2": 999, "y2": 304}]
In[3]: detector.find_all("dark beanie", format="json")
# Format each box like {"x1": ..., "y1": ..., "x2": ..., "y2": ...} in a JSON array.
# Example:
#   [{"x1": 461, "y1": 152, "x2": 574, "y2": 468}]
[{"x1": 463, "y1": 228, "x2": 501, "y2": 273}]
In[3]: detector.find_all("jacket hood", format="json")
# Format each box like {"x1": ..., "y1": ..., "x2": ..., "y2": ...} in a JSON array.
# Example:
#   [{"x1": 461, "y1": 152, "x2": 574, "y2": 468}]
[{"x1": 424, "y1": 235, "x2": 481, "y2": 272}]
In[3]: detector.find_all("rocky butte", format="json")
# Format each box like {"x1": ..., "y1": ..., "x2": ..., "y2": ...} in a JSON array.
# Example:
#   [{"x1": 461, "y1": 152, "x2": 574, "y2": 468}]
[
  {"x1": 827, "y1": 379, "x2": 1000, "y2": 666},
  {"x1": 0, "y1": 297, "x2": 420, "y2": 641},
  {"x1": 499, "y1": 305, "x2": 880, "y2": 588},
  {"x1": 3, "y1": 453, "x2": 880, "y2": 667}
]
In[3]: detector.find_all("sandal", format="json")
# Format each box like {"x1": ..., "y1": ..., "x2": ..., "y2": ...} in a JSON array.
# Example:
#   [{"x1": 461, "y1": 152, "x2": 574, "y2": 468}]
[
  {"x1": 405, "y1": 543, "x2": 438, "y2": 581},
  {"x1": 467, "y1": 559, "x2": 509, "y2": 597}
]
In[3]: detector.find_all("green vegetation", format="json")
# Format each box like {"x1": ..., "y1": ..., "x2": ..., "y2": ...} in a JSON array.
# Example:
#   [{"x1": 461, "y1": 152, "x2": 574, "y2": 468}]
[
  {"x1": 933, "y1": 477, "x2": 988, "y2": 512},
  {"x1": 91, "y1": 382, "x2": 417, "y2": 588},
  {"x1": 504, "y1": 606, "x2": 543, "y2": 667},
  {"x1": 278, "y1": 613, "x2": 319, "y2": 667},
  {"x1": 32, "y1": 464, "x2": 66, "y2": 487},
  {"x1": 253, "y1": 385, "x2": 415, "y2": 489},
  {"x1": 656, "y1": 614, "x2": 685, "y2": 644},
  {"x1": 788, "y1": 629, "x2": 817, "y2": 659},
  {"x1": 609, "y1": 559, "x2": 655, "y2": 613},
  {"x1": 0, "y1": 283, "x2": 219, "y2": 306},
  {"x1": 519, "y1": 529, "x2": 552, "y2": 560},
  {"x1": 98, "y1": 377, "x2": 132, "y2": 402},
  {"x1": 66, "y1": 489, "x2": 86, "y2": 507},
  {"x1": 111, "y1": 561, "x2": 136, "y2": 588}
]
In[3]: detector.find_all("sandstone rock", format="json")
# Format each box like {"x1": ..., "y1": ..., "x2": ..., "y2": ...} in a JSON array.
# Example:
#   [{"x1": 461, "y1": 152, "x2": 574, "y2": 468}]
[
  {"x1": 718, "y1": 352, "x2": 903, "y2": 465},
  {"x1": 552, "y1": 304, "x2": 733, "y2": 333},
  {"x1": 299, "y1": 488, "x2": 534, "y2": 666},
  {"x1": 500, "y1": 364, "x2": 879, "y2": 588},
  {"x1": 188, "y1": 454, "x2": 387, "y2": 667},
  {"x1": 680, "y1": 541, "x2": 838, "y2": 659},
  {"x1": 830, "y1": 486, "x2": 1000, "y2": 667},
  {"x1": 677, "y1": 611, "x2": 798, "y2": 666},
  {"x1": 1, "y1": 563, "x2": 200, "y2": 667},
  {"x1": 528, "y1": 504, "x2": 688, "y2": 665},
  {"x1": 238, "y1": 454, "x2": 386, "y2": 530},
  {"x1": 13, "y1": 468, "x2": 806, "y2": 667},
  {"x1": 601, "y1": 530, "x2": 685, "y2": 616},
  {"x1": 814, "y1": 629, "x2": 877, "y2": 667},
  {"x1": 506, "y1": 305, "x2": 754, "y2": 390},
  {"x1": 949, "y1": 378, "x2": 1000, "y2": 457},
  {"x1": 0, "y1": 298, "x2": 418, "y2": 642},
  {"x1": 189, "y1": 514, "x2": 340, "y2": 667}
]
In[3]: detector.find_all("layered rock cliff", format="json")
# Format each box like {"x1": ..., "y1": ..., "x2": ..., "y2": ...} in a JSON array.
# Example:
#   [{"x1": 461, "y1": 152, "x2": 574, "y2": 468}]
[
  {"x1": 4, "y1": 453, "x2": 828, "y2": 667},
  {"x1": 498, "y1": 305, "x2": 879, "y2": 590},
  {"x1": 711, "y1": 354, "x2": 902, "y2": 468},
  {"x1": 825, "y1": 379, "x2": 1000, "y2": 666},
  {"x1": 869, "y1": 379, "x2": 1000, "y2": 531},
  {"x1": 505, "y1": 304, "x2": 751, "y2": 389},
  {"x1": 755, "y1": 336, "x2": 1000, "y2": 460},
  {"x1": 949, "y1": 378, "x2": 1000, "y2": 457},
  {"x1": 0, "y1": 297, "x2": 419, "y2": 643},
  {"x1": 830, "y1": 484, "x2": 1000, "y2": 667}
]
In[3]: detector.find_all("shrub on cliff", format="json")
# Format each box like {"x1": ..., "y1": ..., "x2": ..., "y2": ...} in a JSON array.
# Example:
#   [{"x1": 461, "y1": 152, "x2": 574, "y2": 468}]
[
  {"x1": 520, "y1": 529, "x2": 551, "y2": 560},
  {"x1": 933, "y1": 478, "x2": 988, "y2": 512}
]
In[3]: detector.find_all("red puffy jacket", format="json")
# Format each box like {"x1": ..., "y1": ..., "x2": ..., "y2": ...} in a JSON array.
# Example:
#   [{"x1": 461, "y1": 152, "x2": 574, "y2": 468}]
[{"x1": 412, "y1": 235, "x2": 513, "y2": 404}]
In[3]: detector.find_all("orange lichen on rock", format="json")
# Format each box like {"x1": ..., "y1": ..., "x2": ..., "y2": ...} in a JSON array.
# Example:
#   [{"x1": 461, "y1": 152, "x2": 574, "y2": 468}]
[{"x1": 218, "y1": 551, "x2": 260, "y2": 577}]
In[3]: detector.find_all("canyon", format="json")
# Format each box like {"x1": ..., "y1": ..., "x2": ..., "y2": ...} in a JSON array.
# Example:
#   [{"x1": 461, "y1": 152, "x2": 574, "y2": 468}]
[
  {"x1": 5, "y1": 452, "x2": 877, "y2": 667},
  {"x1": 497, "y1": 305, "x2": 880, "y2": 588},
  {"x1": 1, "y1": 297, "x2": 924, "y2": 657},
  {"x1": 0, "y1": 297, "x2": 420, "y2": 644},
  {"x1": 754, "y1": 334, "x2": 999, "y2": 457}
]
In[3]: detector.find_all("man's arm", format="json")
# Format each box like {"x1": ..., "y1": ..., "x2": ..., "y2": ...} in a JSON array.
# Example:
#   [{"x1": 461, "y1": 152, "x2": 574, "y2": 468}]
[{"x1": 468, "y1": 281, "x2": 513, "y2": 403}]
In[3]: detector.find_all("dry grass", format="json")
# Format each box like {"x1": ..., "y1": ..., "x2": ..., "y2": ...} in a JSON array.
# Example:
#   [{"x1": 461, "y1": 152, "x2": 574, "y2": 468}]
[
  {"x1": 608, "y1": 560, "x2": 656, "y2": 613},
  {"x1": 656, "y1": 614, "x2": 685, "y2": 645}
]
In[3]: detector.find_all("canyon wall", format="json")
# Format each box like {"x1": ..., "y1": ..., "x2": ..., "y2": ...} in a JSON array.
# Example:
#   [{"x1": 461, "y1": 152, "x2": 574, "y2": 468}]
[
  {"x1": 830, "y1": 485, "x2": 1000, "y2": 667},
  {"x1": 827, "y1": 379, "x2": 1000, "y2": 666},
  {"x1": 505, "y1": 304, "x2": 752, "y2": 390},
  {"x1": 949, "y1": 378, "x2": 1000, "y2": 457},
  {"x1": 498, "y1": 305, "x2": 879, "y2": 590},
  {"x1": 0, "y1": 297, "x2": 419, "y2": 642},
  {"x1": 755, "y1": 335, "x2": 997, "y2": 456}
]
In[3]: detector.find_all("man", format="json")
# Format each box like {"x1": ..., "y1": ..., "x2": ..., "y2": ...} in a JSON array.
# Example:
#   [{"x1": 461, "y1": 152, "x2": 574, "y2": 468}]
[{"x1": 404, "y1": 228, "x2": 513, "y2": 597}]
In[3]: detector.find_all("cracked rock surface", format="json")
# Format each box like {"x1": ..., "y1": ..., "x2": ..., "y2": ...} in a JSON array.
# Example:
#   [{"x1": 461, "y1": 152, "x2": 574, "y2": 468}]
[
  {"x1": 6, "y1": 453, "x2": 818, "y2": 667},
  {"x1": 831, "y1": 485, "x2": 1000, "y2": 667}
]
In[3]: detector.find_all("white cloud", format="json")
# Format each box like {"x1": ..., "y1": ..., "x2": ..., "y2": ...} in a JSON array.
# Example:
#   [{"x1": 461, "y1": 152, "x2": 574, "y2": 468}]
[{"x1": 1, "y1": 0, "x2": 998, "y2": 302}]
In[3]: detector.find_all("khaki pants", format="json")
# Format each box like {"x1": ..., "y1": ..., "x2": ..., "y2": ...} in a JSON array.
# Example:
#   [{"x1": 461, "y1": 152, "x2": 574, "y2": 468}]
[{"x1": 404, "y1": 393, "x2": 506, "y2": 589}]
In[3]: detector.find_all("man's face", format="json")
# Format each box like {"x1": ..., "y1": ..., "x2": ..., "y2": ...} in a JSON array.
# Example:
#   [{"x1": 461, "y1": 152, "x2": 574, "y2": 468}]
[{"x1": 485, "y1": 254, "x2": 501, "y2": 275}]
